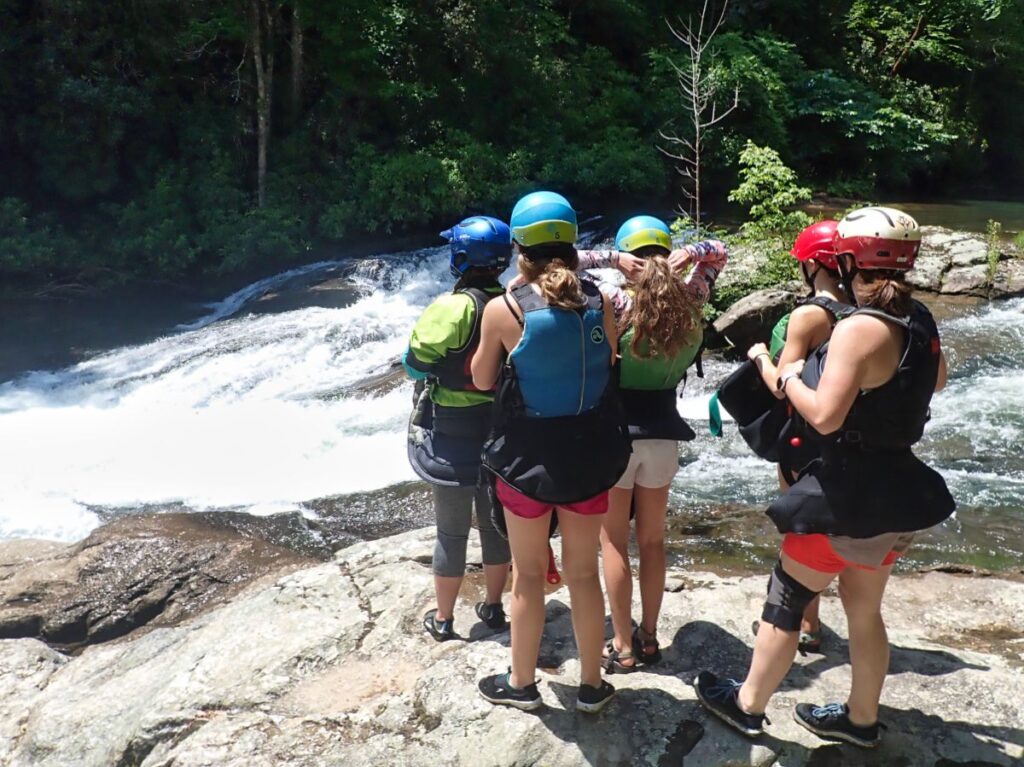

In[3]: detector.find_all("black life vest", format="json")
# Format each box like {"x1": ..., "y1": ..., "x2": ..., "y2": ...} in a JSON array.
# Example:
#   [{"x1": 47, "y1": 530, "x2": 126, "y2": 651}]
[
  {"x1": 480, "y1": 286, "x2": 632, "y2": 506},
  {"x1": 766, "y1": 300, "x2": 955, "y2": 538},
  {"x1": 799, "y1": 299, "x2": 940, "y2": 450},
  {"x1": 432, "y1": 287, "x2": 498, "y2": 392}
]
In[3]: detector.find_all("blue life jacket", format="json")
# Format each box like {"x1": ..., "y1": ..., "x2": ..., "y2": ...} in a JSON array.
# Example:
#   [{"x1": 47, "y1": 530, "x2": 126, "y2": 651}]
[
  {"x1": 480, "y1": 279, "x2": 631, "y2": 507},
  {"x1": 508, "y1": 281, "x2": 610, "y2": 417}
]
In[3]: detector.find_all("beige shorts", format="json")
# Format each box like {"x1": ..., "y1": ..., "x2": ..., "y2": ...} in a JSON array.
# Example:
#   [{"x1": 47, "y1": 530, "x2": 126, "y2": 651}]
[{"x1": 615, "y1": 439, "x2": 679, "y2": 489}]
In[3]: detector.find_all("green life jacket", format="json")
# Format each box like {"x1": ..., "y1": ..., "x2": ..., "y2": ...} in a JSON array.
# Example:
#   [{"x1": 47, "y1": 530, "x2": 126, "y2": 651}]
[{"x1": 618, "y1": 324, "x2": 703, "y2": 441}]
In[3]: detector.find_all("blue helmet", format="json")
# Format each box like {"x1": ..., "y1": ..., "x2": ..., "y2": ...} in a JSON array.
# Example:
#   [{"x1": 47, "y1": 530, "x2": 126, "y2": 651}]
[
  {"x1": 615, "y1": 215, "x2": 672, "y2": 254},
  {"x1": 440, "y1": 216, "x2": 512, "y2": 278},
  {"x1": 510, "y1": 191, "x2": 577, "y2": 247}
]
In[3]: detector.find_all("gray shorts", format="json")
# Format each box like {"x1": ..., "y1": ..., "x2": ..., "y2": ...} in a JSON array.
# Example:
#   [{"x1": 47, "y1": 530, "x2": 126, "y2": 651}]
[{"x1": 828, "y1": 532, "x2": 916, "y2": 569}]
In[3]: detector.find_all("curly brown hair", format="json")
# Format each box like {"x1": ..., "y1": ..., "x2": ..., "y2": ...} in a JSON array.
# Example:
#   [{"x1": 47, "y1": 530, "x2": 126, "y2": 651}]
[{"x1": 620, "y1": 256, "x2": 699, "y2": 358}]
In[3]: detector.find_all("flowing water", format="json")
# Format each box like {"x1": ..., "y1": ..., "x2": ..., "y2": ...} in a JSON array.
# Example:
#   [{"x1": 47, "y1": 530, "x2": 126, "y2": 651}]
[{"x1": 2, "y1": 243, "x2": 1022, "y2": 571}]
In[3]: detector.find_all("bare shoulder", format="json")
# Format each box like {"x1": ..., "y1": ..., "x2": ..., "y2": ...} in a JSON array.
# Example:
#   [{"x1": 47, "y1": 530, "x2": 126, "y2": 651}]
[
  {"x1": 830, "y1": 313, "x2": 890, "y2": 350},
  {"x1": 790, "y1": 303, "x2": 831, "y2": 332}
]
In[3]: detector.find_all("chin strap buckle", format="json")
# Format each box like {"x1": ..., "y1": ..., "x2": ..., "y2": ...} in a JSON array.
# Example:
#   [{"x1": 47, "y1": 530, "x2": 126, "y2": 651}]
[{"x1": 842, "y1": 429, "x2": 862, "y2": 444}]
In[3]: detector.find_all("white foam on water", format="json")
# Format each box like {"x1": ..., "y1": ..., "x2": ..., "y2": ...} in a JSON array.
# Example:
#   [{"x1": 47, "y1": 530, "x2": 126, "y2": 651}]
[
  {"x1": 2, "y1": 256, "x2": 1021, "y2": 542},
  {"x1": 0, "y1": 248, "x2": 452, "y2": 541}
]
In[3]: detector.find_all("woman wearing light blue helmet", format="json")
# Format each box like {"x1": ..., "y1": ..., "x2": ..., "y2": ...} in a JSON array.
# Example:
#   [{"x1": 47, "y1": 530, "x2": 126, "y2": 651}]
[
  {"x1": 474, "y1": 191, "x2": 629, "y2": 713},
  {"x1": 575, "y1": 215, "x2": 728, "y2": 672}
]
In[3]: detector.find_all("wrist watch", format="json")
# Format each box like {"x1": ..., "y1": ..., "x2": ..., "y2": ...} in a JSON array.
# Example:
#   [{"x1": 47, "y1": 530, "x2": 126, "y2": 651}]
[{"x1": 777, "y1": 372, "x2": 799, "y2": 393}]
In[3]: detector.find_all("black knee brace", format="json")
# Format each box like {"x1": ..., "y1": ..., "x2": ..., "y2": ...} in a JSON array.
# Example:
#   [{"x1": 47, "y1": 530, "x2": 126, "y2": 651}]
[{"x1": 761, "y1": 561, "x2": 820, "y2": 632}]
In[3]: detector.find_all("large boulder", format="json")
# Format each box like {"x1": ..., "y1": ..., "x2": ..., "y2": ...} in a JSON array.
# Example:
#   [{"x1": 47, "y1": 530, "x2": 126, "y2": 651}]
[
  {"x1": 712, "y1": 288, "x2": 798, "y2": 350},
  {"x1": 0, "y1": 513, "x2": 313, "y2": 647},
  {"x1": 1, "y1": 527, "x2": 1022, "y2": 766}
]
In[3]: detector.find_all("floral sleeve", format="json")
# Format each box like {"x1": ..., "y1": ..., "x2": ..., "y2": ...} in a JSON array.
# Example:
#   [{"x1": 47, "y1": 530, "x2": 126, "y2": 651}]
[
  {"x1": 675, "y1": 240, "x2": 728, "y2": 307},
  {"x1": 576, "y1": 249, "x2": 632, "y2": 319}
]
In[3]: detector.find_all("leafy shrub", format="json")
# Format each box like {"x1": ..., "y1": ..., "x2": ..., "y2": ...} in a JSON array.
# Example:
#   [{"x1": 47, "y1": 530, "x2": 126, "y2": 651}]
[{"x1": 728, "y1": 141, "x2": 812, "y2": 237}]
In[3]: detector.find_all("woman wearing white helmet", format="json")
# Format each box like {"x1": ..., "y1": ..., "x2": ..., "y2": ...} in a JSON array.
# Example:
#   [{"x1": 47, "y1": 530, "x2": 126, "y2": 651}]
[{"x1": 694, "y1": 207, "x2": 955, "y2": 748}]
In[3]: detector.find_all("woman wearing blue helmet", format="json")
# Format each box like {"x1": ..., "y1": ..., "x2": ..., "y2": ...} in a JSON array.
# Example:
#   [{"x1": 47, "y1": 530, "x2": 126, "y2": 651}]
[
  {"x1": 403, "y1": 215, "x2": 513, "y2": 642},
  {"x1": 473, "y1": 191, "x2": 630, "y2": 713},
  {"x1": 576, "y1": 216, "x2": 728, "y2": 672}
]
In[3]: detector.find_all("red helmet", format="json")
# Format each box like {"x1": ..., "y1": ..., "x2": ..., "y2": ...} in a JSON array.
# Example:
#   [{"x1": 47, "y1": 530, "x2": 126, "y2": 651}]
[
  {"x1": 833, "y1": 207, "x2": 920, "y2": 270},
  {"x1": 790, "y1": 220, "x2": 839, "y2": 270}
]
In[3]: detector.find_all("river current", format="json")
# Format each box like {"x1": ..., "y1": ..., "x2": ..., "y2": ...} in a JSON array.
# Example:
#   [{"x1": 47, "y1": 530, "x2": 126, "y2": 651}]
[{"x1": 1, "y1": 246, "x2": 1022, "y2": 569}]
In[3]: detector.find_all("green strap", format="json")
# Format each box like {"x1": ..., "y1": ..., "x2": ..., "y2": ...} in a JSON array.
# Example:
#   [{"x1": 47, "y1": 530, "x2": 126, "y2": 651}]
[{"x1": 708, "y1": 390, "x2": 723, "y2": 437}]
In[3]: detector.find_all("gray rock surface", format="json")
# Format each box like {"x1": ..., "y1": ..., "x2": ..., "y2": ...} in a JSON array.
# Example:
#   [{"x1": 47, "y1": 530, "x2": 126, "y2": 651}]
[
  {"x1": 941, "y1": 264, "x2": 992, "y2": 296},
  {"x1": 1, "y1": 527, "x2": 1021, "y2": 766},
  {"x1": 713, "y1": 289, "x2": 798, "y2": 350},
  {"x1": 0, "y1": 513, "x2": 313, "y2": 647}
]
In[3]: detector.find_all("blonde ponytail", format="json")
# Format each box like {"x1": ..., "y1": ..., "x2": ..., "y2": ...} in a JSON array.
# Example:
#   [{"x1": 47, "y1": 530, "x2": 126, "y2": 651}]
[{"x1": 516, "y1": 246, "x2": 586, "y2": 310}]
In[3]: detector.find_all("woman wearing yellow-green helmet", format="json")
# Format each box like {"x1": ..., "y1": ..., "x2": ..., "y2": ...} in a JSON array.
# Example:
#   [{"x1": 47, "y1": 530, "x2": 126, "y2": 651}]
[{"x1": 576, "y1": 215, "x2": 728, "y2": 672}]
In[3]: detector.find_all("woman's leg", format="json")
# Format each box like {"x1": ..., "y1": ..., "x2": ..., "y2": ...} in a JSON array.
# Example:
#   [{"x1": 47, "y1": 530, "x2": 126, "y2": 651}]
[
  {"x1": 599, "y1": 486, "x2": 634, "y2": 664},
  {"x1": 738, "y1": 553, "x2": 835, "y2": 714},
  {"x1": 431, "y1": 484, "x2": 474, "y2": 621},
  {"x1": 504, "y1": 508, "x2": 552, "y2": 689},
  {"x1": 474, "y1": 483, "x2": 511, "y2": 605},
  {"x1": 776, "y1": 467, "x2": 821, "y2": 637},
  {"x1": 837, "y1": 564, "x2": 892, "y2": 726},
  {"x1": 558, "y1": 507, "x2": 606, "y2": 688},
  {"x1": 633, "y1": 483, "x2": 670, "y2": 641}
]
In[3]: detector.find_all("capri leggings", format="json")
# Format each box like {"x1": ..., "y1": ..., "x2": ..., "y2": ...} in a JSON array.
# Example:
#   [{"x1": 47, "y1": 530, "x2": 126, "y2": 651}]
[{"x1": 433, "y1": 483, "x2": 511, "y2": 577}]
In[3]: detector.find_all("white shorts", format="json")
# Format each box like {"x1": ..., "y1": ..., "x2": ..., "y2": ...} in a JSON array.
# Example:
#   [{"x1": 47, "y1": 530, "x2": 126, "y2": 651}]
[{"x1": 615, "y1": 439, "x2": 679, "y2": 489}]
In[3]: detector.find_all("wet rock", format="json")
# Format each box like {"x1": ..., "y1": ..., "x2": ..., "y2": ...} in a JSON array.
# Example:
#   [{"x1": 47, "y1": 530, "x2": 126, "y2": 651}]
[
  {"x1": 906, "y1": 255, "x2": 948, "y2": 292},
  {"x1": 991, "y1": 258, "x2": 1024, "y2": 298},
  {"x1": 712, "y1": 288, "x2": 798, "y2": 350},
  {"x1": 0, "y1": 514, "x2": 313, "y2": 648},
  {"x1": 1, "y1": 528, "x2": 1021, "y2": 766},
  {"x1": 941, "y1": 265, "x2": 991, "y2": 297}
]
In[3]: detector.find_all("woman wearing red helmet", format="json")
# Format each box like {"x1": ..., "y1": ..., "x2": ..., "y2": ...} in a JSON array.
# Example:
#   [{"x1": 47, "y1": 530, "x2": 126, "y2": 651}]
[
  {"x1": 695, "y1": 207, "x2": 955, "y2": 749},
  {"x1": 745, "y1": 220, "x2": 853, "y2": 652}
]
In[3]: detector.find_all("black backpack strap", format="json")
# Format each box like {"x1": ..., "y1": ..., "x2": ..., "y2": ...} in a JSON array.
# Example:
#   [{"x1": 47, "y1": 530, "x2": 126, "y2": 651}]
[{"x1": 800, "y1": 295, "x2": 855, "y2": 325}]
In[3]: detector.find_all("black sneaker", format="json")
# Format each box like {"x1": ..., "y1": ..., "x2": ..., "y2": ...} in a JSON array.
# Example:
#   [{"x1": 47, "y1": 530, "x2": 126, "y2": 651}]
[
  {"x1": 794, "y1": 702, "x2": 881, "y2": 748},
  {"x1": 478, "y1": 671, "x2": 542, "y2": 711},
  {"x1": 423, "y1": 609, "x2": 455, "y2": 642},
  {"x1": 694, "y1": 671, "x2": 766, "y2": 737},
  {"x1": 475, "y1": 601, "x2": 508, "y2": 630},
  {"x1": 577, "y1": 679, "x2": 615, "y2": 713}
]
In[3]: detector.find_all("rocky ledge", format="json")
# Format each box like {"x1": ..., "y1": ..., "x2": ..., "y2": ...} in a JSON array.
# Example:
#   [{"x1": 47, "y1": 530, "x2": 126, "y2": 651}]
[{"x1": 1, "y1": 527, "x2": 1021, "y2": 767}]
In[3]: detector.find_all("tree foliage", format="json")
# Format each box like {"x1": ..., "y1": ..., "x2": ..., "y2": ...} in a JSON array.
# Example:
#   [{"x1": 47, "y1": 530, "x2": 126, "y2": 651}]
[{"x1": 0, "y1": 0, "x2": 1021, "y2": 285}]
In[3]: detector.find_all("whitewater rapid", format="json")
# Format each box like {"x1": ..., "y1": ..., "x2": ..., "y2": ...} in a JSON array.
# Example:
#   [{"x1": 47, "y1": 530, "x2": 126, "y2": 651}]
[{"x1": 1, "y1": 247, "x2": 1022, "y2": 545}]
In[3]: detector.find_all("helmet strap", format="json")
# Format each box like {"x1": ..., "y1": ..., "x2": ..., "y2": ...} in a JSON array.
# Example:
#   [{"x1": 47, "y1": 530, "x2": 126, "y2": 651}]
[{"x1": 837, "y1": 258, "x2": 860, "y2": 307}]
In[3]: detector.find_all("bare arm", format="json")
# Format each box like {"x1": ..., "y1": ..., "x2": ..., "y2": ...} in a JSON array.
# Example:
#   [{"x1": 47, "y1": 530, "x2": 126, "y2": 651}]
[
  {"x1": 749, "y1": 306, "x2": 827, "y2": 399},
  {"x1": 935, "y1": 347, "x2": 948, "y2": 392},
  {"x1": 471, "y1": 298, "x2": 518, "y2": 390}
]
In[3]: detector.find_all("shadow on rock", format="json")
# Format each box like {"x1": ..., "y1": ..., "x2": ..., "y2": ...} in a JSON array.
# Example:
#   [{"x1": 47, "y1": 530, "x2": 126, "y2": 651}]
[{"x1": 539, "y1": 685, "x2": 707, "y2": 767}]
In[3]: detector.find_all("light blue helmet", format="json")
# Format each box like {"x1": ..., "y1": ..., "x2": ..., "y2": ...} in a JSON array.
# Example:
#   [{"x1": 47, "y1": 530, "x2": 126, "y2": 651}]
[
  {"x1": 440, "y1": 216, "x2": 512, "y2": 278},
  {"x1": 510, "y1": 191, "x2": 577, "y2": 247},
  {"x1": 615, "y1": 215, "x2": 672, "y2": 254}
]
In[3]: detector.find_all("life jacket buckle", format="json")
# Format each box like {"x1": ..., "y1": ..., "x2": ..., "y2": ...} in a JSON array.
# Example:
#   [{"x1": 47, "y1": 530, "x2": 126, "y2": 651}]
[{"x1": 843, "y1": 430, "x2": 863, "y2": 444}]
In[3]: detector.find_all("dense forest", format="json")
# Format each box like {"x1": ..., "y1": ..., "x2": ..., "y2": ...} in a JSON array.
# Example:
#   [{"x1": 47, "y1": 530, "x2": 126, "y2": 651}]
[{"x1": 1, "y1": 0, "x2": 1022, "y2": 286}]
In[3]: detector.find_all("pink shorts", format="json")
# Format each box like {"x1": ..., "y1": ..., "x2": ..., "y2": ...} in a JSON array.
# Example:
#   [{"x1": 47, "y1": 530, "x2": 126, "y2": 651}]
[{"x1": 495, "y1": 480, "x2": 608, "y2": 519}]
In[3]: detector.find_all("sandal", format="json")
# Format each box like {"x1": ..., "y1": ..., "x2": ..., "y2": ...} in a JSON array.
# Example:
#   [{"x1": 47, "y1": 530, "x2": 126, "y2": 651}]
[
  {"x1": 601, "y1": 640, "x2": 637, "y2": 674},
  {"x1": 632, "y1": 625, "x2": 662, "y2": 665},
  {"x1": 423, "y1": 609, "x2": 455, "y2": 642}
]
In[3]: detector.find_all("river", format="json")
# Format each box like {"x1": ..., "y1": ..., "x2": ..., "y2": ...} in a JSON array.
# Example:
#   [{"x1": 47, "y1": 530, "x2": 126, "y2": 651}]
[{"x1": 1, "y1": 218, "x2": 1022, "y2": 571}]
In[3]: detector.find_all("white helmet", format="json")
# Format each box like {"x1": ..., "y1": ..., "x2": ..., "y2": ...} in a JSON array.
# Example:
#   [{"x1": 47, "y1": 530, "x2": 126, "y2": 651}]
[{"x1": 833, "y1": 207, "x2": 921, "y2": 270}]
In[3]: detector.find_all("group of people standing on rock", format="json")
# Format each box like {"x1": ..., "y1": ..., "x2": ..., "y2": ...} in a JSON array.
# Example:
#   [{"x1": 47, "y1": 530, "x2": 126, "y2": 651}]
[{"x1": 403, "y1": 191, "x2": 955, "y2": 748}]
